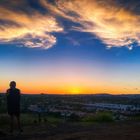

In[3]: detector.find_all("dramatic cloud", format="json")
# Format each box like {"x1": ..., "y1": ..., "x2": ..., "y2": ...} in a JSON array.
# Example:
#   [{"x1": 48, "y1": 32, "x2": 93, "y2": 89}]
[
  {"x1": 41, "y1": 0, "x2": 140, "y2": 49},
  {"x1": 1, "y1": 0, "x2": 140, "y2": 49},
  {"x1": 0, "y1": 1, "x2": 63, "y2": 49}
]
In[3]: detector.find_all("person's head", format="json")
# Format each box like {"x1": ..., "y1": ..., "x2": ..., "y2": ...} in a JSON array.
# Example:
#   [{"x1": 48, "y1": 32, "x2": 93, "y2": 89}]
[{"x1": 10, "y1": 81, "x2": 16, "y2": 89}]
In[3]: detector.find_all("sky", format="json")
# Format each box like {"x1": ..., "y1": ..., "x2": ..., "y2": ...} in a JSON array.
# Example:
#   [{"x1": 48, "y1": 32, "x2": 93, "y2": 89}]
[{"x1": 0, "y1": 0, "x2": 140, "y2": 94}]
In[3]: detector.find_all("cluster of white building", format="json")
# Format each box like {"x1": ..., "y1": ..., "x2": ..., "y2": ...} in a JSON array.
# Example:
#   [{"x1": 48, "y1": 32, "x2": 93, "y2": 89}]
[
  {"x1": 28, "y1": 104, "x2": 88, "y2": 117},
  {"x1": 85, "y1": 103, "x2": 140, "y2": 112},
  {"x1": 28, "y1": 104, "x2": 47, "y2": 113},
  {"x1": 28, "y1": 102, "x2": 140, "y2": 119}
]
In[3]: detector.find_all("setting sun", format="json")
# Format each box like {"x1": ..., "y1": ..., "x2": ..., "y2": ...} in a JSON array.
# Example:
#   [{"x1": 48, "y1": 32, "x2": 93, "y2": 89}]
[{"x1": 69, "y1": 87, "x2": 81, "y2": 94}]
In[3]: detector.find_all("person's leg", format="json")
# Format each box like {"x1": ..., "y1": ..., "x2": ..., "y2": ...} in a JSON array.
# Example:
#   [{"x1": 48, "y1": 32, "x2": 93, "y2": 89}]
[
  {"x1": 16, "y1": 114, "x2": 22, "y2": 132},
  {"x1": 10, "y1": 115, "x2": 14, "y2": 133}
]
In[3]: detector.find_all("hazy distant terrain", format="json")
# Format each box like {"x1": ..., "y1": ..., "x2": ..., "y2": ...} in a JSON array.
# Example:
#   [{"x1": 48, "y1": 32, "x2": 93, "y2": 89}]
[
  {"x1": 1, "y1": 93, "x2": 140, "y2": 110},
  {"x1": 0, "y1": 93, "x2": 140, "y2": 140}
]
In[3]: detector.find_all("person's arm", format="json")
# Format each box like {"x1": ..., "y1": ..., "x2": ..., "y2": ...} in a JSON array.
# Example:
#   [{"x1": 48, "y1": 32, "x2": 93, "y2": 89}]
[{"x1": 18, "y1": 89, "x2": 21, "y2": 102}]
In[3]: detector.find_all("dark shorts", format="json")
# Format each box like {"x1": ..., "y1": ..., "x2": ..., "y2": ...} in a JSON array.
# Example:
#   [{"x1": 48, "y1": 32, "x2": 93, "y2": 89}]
[{"x1": 7, "y1": 106, "x2": 20, "y2": 116}]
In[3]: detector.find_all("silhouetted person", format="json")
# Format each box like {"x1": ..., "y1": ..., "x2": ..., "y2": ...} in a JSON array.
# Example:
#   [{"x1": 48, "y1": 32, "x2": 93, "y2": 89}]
[{"x1": 6, "y1": 81, "x2": 22, "y2": 133}]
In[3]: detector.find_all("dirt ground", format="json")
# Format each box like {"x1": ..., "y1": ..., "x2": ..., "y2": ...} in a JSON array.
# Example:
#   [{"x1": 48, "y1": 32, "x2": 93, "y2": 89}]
[{"x1": 0, "y1": 121, "x2": 140, "y2": 140}]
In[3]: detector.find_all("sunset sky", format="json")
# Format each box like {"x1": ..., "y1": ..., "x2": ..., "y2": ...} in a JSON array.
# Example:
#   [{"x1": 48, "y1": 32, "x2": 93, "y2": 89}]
[{"x1": 0, "y1": 0, "x2": 140, "y2": 94}]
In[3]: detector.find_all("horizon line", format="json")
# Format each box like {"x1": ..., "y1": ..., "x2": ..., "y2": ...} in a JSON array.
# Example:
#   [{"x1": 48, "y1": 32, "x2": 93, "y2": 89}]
[{"x1": 0, "y1": 92, "x2": 140, "y2": 96}]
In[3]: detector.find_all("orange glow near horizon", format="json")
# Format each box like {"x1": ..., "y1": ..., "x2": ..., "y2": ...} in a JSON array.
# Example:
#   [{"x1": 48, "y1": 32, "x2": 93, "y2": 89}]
[{"x1": 1, "y1": 80, "x2": 140, "y2": 95}]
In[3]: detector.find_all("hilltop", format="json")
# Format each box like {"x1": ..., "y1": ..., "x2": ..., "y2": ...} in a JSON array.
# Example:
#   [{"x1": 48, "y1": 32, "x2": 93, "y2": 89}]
[{"x1": 0, "y1": 121, "x2": 140, "y2": 140}]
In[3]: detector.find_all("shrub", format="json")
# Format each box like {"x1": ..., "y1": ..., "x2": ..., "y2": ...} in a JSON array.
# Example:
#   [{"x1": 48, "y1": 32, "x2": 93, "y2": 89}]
[
  {"x1": 82, "y1": 112, "x2": 114, "y2": 123},
  {"x1": 94, "y1": 111, "x2": 114, "y2": 122},
  {"x1": 82, "y1": 115, "x2": 95, "y2": 122}
]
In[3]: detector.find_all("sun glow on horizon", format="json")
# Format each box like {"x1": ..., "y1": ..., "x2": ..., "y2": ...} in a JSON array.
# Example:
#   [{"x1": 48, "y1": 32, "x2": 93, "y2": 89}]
[{"x1": 69, "y1": 87, "x2": 82, "y2": 94}]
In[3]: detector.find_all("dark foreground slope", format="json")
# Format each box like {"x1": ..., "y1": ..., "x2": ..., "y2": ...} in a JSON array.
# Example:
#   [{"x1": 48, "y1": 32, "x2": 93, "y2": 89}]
[{"x1": 0, "y1": 121, "x2": 140, "y2": 140}]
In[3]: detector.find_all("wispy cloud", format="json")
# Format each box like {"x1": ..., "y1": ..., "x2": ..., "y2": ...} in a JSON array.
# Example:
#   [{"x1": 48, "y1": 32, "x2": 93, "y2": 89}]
[
  {"x1": 66, "y1": 37, "x2": 80, "y2": 46},
  {"x1": 42, "y1": 0, "x2": 140, "y2": 49},
  {"x1": 0, "y1": 1, "x2": 63, "y2": 49}
]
